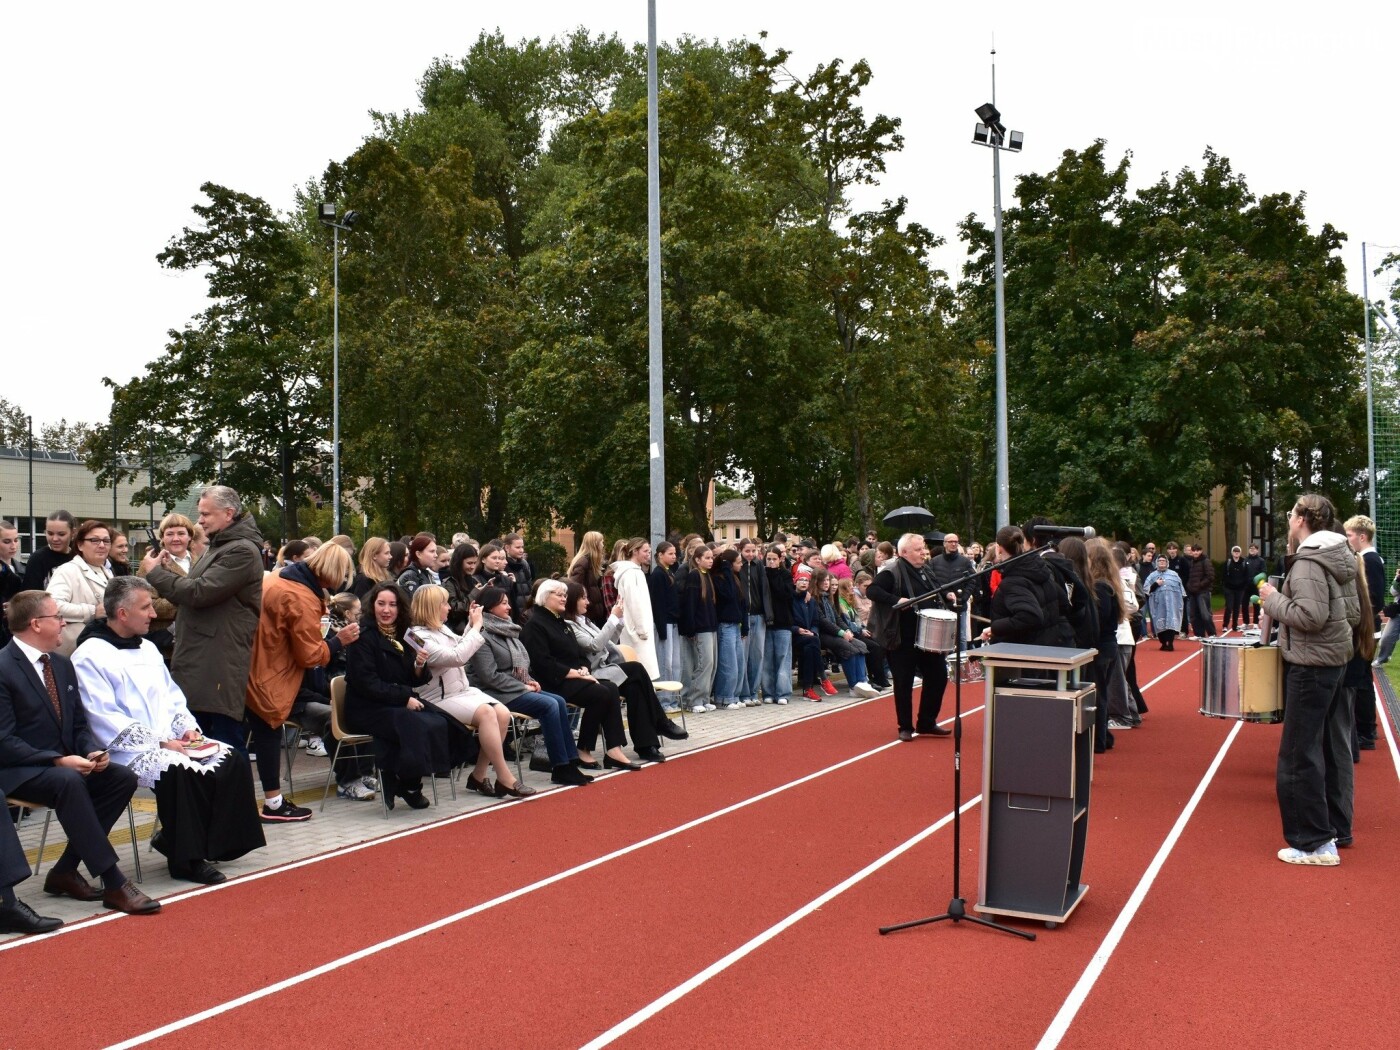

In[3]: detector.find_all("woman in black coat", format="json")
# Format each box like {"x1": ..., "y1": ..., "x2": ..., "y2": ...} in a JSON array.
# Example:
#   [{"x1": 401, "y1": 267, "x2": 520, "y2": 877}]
[
  {"x1": 521, "y1": 578, "x2": 636, "y2": 771},
  {"x1": 344, "y1": 583, "x2": 456, "y2": 809},
  {"x1": 982, "y1": 526, "x2": 1070, "y2": 647}
]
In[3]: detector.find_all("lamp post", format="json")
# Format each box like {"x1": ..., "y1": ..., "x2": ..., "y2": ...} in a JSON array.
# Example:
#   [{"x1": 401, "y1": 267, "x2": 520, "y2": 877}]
[
  {"x1": 971, "y1": 92, "x2": 1023, "y2": 531},
  {"x1": 318, "y1": 203, "x2": 359, "y2": 537},
  {"x1": 645, "y1": 0, "x2": 666, "y2": 549}
]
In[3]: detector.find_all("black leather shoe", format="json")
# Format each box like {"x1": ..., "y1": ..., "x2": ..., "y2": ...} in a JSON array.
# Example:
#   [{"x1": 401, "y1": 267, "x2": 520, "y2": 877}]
[
  {"x1": 658, "y1": 721, "x2": 688, "y2": 741},
  {"x1": 574, "y1": 758, "x2": 602, "y2": 770},
  {"x1": 0, "y1": 899, "x2": 63, "y2": 935},
  {"x1": 918, "y1": 726, "x2": 952, "y2": 737},
  {"x1": 637, "y1": 746, "x2": 666, "y2": 763},
  {"x1": 466, "y1": 773, "x2": 496, "y2": 797},
  {"x1": 43, "y1": 869, "x2": 104, "y2": 902},
  {"x1": 604, "y1": 755, "x2": 643, "y2": 771},
  {"x1": 398, "y1": 789, "x2": 431, "y2": 810},
  {"x1": 551, "y1": 763, "x2": 593, "y2": 786},
  {"x1": 168, "y1": 859, "x2": 227, "y2": 885},
  {"x1": 897, "y1": 729, "x2": 914, "y2": 742}
]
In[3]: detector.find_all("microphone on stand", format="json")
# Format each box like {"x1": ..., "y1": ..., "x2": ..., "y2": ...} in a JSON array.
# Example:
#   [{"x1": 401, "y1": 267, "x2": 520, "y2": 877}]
[{"x1": 1032, "y1": 524, "x2": 1097, "y2": 540}]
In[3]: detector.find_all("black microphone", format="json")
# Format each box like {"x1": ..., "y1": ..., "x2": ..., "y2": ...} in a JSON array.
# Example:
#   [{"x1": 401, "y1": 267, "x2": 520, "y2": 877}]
[{"x1": 1032, "y1": 524, "x2": 1097, "y2": 539}]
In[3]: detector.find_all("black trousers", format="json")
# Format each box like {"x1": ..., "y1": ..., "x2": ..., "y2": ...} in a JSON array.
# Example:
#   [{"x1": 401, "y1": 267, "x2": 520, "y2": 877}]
[
  {"x1": 2, "y1": 814, "x2": 30, "y2": 891},
  {"x1": 11, "y1": 763, "x2": 137, "y2": 878},
  {"x1": 887, "y1": 644, "x2": 947, "y2": 733},
  {"x1": 560, "y1": 679, "x2": 626, "y2": 751},
  {"x1": 616, "y1": 660, "x2": 666, "y2": 750}
]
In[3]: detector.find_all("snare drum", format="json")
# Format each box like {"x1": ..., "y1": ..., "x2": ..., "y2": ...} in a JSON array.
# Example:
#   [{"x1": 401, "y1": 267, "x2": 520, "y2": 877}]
[
  {"x1": 914, "y1": 609, "x2": 958, "y2": 653},
  {"x1": 1200, "y1": 636, "x2": 1283, "y2": 723}
]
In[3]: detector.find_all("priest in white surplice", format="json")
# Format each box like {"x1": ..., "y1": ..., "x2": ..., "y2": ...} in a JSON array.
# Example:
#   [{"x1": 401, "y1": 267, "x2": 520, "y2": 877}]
[{"x1": 72, "y1": 576, "x2": 264, "y2": 884}]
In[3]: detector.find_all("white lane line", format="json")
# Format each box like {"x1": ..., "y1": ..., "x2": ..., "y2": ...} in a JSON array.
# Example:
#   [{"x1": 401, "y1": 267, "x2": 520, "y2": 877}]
[
  {"x1": 579, "y1": 795, "x2": 982, "y2": 1050},
  {"x1": 1, "y1": 689, "x2": 923, "y2": 955},
  {"x1": 102, "y1": 727, "x2": 952, "y2": 1050},
  {"x1": 1033, "y1": 719, "x2": 1243, "y2": 1050},
  {"x1": 1380, "y1": 683, "x2": 1400, "y2": 786}
]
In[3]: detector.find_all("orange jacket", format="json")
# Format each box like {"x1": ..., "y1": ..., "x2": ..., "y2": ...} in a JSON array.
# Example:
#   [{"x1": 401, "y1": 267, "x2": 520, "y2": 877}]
[{"x1": 245, "y1": 571, "x2": 331, "y2": 727}]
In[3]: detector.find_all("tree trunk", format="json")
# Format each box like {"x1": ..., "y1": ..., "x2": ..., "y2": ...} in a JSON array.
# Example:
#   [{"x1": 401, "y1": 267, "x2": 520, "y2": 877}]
[{"x1": 279, "y1": 437, "x2": 296, "y2": 543}]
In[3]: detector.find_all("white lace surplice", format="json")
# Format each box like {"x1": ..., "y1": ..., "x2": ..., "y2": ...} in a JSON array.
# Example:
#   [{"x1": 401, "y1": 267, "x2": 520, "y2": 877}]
[{"x1": 72, "y1": 635, "x2": 230, "y2": 788}]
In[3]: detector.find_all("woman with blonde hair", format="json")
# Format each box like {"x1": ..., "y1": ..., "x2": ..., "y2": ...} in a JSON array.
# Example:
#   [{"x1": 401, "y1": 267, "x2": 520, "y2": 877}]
[
  {"x1": 410, "y1": 585, "x2": 535, "y2": 798},
  {"x1": 822, "y1": 543, "x2": 853, "y2": 581},
  {"x1": 353, "y1": 537, "x2": 393, "y2": 597},
  {"x1": 568, "y1": 530, "x2": 608, "y2": 627}
]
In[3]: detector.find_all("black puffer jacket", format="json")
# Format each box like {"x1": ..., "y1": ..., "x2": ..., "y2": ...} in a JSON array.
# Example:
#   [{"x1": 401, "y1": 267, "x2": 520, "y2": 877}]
[{"x1": 989, "y1": 554, "x2": 1073, "y2": 647}]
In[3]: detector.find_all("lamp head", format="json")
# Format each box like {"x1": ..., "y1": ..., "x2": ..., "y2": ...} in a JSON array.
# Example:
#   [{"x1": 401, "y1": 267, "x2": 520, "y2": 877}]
[
  {"x1": 317, "y1": 202, "x2": 336, "y2": 223},
  {"x1": 342, "y1": 210, "x2": 359, "y2": 228}
]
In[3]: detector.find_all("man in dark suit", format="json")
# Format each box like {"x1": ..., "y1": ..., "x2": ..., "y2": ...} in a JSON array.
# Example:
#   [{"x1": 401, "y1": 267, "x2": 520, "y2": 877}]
[{"x1": 0, "y1": 591, "x2": 159, "y2": 917}]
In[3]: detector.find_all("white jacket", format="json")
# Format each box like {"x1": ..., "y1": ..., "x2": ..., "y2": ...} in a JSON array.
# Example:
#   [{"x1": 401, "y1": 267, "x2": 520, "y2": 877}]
[
  {"x1": 47, "y1": 557, "x2": 112, "y2": 656},
  {"x1": 611, "y1": 559, "x2": 658, "y2": 679}
]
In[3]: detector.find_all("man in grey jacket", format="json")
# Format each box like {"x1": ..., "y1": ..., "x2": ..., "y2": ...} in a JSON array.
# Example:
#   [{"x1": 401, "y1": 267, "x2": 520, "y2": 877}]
[
  {"x1": 141, "y1": 486, "x2": 265, "y2": 754},
  {"x1": 1258, "y1": 493, "x2": 1360, "y2": 866}
]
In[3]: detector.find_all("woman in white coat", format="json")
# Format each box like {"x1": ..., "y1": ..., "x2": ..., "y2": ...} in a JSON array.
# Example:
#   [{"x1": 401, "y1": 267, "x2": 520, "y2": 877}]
[
  {"x1": 408, "y1": 585, "x2": 535, "y2": 799},
  {"x1": 47, "y1": 519, "x2": 114, "y2": 656},
  {"x1": 611, "y1": 538, "x2": 659, "y2": 678}
]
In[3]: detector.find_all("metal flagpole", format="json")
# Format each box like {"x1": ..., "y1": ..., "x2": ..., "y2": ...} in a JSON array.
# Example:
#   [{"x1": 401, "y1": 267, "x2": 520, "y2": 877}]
[{"x1": 646, "y1": 0, "x2": 666, "y2": 549}]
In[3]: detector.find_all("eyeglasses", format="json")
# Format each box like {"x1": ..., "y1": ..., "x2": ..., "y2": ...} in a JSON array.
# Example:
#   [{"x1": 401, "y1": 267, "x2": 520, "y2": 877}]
[
  {"x1": 31, "y1": 613, "x2": 66, "y2": 623},
  {"x1": 1287, "y1": 509, "x2": 1299, "y2": 519},
  {"x1": 83, "y1": 537, "x2": 111, "y2": 546}
]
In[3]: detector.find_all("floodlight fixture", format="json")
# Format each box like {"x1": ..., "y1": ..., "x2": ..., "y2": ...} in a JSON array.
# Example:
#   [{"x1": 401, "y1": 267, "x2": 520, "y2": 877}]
[
  {"x1": 1006, "y1": 130, "x2": 1024, "y2": 152},
  {"x1": 317, "y1": 202, "x2": 336, "y2": 223}
]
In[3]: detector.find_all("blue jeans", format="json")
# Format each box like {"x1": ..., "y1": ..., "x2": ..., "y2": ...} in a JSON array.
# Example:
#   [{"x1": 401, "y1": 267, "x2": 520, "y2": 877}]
[
  {"x1": 713, "y1": 622, "x2": 744, "y2": 704},
  {"x1": 762, "y1": 628, "x2": 793, "y2": 700},
  {"x1": 1277, "y1": 663, "x2": 1351, "y2": 850},
  {"x1": 505, "y1": 689, "x2": 577, "y2": 767},
  {"x1": 740, "y1": 615, "x2": 766, "y2": 701},
  {"x1": 655, "y1": 632, "x2": 680, "y2": 682}
]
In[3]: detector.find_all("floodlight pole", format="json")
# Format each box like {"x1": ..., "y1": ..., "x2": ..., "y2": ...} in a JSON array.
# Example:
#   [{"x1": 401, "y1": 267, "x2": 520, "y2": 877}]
[
  {"x1": 992, "y1": 136, "x2": 1008, "y2": 531},
  {"x1": 332, "y1": 220, "x2": 341, "y2": 537},
  {"x1": 1363, "y1": 241, "x2": 1376, "y2": 521},
  {"x1": 646, "y1": 0, "x2": 666, "y2": 548}
]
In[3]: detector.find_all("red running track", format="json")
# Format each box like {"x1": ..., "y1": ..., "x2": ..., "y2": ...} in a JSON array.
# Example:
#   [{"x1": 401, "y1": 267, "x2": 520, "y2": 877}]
[{"x1": 5, "y1": 640, "x2": 1397, "y2": 1049}]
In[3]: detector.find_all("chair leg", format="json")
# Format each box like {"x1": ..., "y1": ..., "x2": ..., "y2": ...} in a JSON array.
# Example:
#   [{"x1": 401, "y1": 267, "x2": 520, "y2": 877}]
[
  {"x1": 283, "y1": 728, "x2": 299, "y2": 793},
  {"x1": 126, "y1": 803, "x2": 142, "y2": 883},
  {"x1": 320, "y1": 740, "x2": 342, "y2": 813},
  {"x1": 35, "y1": 810, "x2": 53, "y2": 877}
]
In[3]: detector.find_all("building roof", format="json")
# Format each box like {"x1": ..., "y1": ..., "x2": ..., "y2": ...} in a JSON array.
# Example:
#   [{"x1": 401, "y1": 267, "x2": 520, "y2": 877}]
[{"x1": 713, "y1": 498, "x2": 756, "y2": 523}]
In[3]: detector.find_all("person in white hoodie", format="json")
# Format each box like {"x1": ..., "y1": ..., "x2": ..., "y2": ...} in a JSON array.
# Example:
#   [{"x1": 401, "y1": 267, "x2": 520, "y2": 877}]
[{"x1": 611, "y1": 538, "x2": 659, "y2": 679}]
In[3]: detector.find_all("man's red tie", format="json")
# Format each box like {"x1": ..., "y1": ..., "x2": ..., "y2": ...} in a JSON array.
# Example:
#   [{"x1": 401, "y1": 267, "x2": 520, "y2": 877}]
[{"x1": 38, "y1": 654, "x2": 62, "y2": 724}]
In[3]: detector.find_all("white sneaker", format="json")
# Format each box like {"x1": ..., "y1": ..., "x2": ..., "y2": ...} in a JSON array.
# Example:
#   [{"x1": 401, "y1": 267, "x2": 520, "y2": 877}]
[
  {"x1": 687, "y1": 705, "x2": 706, "y2": 714},
  {"x1": 1106, "y1": 718, "x2": 1135, "y2": 730},
  {"x1": 775, "y1": 697, "x2": 789, "y2": 705},
  {"x1": 704, "y1": 703, "x2": 718, "y2": 712},
  {"x1": 744, "y1": 698, "x2": 761, "y2": 707},
  {"x1": 337, "y1": 780, "x2": 377, "y2": 802},
  {"x1": 1277, "y1": 841, "x2": 1340, "y2": 866},
  {"x1": 724, "y1": 701, "x2": 745, "y2": 710},
  {"x1": 305, "y1": 737, "x2": 329, "y2": 758},
  {"x1": 852, "y1": 682, "x2": 879, "y2": 698},
  {"x1": 360, "y1": 775, "x2": 380, "y2": 792},
  {"x1": 912, "y1": 676, "x2": 923, "y2": 686}
]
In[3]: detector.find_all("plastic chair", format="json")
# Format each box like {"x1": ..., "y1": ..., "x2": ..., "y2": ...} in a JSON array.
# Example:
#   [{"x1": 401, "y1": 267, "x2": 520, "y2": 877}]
[
  {"x1": 7, "y1": 795, "x2": 143, "y2": 882},
  {"x1": 321, "y1": 676, "x2": 387, "y2": 817}
]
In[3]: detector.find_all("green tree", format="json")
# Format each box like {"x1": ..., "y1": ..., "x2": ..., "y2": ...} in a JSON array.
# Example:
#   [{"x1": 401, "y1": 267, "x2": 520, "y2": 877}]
[{"x1": 88, "y1": 183, "x2": 323, "y2": 539}]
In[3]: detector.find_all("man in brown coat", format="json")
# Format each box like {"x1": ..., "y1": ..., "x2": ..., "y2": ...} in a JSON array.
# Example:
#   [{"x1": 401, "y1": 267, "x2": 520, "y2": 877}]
[{"x1": 141, "y1": 486, "x2": 264, "y2": 752}]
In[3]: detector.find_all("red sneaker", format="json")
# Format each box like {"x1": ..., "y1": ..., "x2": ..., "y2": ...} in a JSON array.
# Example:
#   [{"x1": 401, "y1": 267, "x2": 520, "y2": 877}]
[
  {"x1": 804, "y1": 687, "x2": 822, "y2": 702},
  {"x1": 820, "y1": 678, "x2": 838, "y2": 696}
]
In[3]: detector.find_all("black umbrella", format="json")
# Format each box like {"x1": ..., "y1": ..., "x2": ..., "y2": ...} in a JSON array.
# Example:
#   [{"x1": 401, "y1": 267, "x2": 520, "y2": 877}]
[{"x1": 882, "y1": 506, "x2": 937, "y2": 533}]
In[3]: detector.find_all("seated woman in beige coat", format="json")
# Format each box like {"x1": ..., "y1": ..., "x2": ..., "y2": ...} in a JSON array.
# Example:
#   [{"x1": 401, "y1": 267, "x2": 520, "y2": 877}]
[{"x1": 409, "y1": 585, "x2": 534, "y2": 799}]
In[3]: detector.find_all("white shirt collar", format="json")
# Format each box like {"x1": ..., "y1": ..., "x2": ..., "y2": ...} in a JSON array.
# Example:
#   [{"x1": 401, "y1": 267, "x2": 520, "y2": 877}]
[{"x1": 12, "y1": 635, "x2": 49, "y2": 673}]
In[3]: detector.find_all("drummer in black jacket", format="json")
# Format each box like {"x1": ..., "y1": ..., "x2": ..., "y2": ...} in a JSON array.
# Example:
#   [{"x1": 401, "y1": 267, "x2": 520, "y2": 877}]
[{"x1": 867, "y1": 533, "x2": 949, "y2": 742}]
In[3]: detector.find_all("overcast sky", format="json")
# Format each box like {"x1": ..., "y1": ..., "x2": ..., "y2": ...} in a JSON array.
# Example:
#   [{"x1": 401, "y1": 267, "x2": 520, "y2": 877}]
[{"x1": 6, "y1": 1, "x2": 1398, "y2": 432}]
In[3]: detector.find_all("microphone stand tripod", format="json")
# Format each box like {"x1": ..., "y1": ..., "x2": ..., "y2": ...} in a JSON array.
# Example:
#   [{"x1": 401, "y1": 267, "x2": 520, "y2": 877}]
[{"x1": 879, "y1": 556, "x2": 1039, "y2": 942}]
